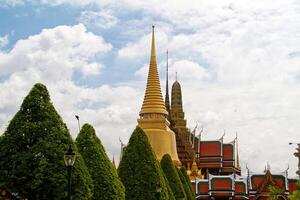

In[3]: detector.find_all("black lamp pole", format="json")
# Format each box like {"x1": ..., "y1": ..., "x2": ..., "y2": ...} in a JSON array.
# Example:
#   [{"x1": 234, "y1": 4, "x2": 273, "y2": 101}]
[
  {"x1": 67, "y1": 165, "x2": 72, "y2": 200},
  {"x1": 75, "y1": 115, "x2": 80, "y2": 133},
  {"x1": 155, "y1": 182, "x2": 162, "y2": 200},
  {"x1": 64, "y1": 145, "x2": 76, "y2": 200}
]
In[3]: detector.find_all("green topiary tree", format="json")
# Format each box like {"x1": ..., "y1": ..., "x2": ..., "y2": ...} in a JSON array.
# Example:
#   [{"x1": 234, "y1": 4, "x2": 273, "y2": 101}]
[
  {"x1": 177, "y1": 168, "x2": 194, "y2": 200},
  {"x1": 118, "y1": 126, "x2": 175, "y2": 200},
  {"x1": 180, "y1": 166, "x2": 194, "y2": 196},
  {"x1": 161, "y1": 171, "x2": 176, "y2": 200},
  {"x1": 160, "y1": 154, "x2": 186, "y2": 200},
  {"x1": 76, "y1": 123, "x2": 125, "y2": 200},
  {"x1": 0, "y1": 83, "x2": 93, "y2": 199}
]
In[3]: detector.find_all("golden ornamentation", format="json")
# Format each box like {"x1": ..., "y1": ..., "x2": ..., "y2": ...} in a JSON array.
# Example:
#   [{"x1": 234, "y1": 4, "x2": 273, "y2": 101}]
[{"x1": 138, "y1": 26, "x2": 180, "y2": 165}]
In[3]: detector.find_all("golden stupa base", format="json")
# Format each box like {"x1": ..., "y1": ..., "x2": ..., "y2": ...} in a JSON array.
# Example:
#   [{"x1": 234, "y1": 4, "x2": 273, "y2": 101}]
[{"x1": 138, "y1": 118, "x2": 181, "y2": 166}]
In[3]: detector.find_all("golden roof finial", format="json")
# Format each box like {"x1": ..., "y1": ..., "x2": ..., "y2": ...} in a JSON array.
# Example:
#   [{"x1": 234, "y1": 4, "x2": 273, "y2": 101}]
[
  {"x1": 189, "y1": 159, "x2": 204, "y2": 179},
  {"x1": 139, "y1": 26, "x2": 168, "y2": 116}
]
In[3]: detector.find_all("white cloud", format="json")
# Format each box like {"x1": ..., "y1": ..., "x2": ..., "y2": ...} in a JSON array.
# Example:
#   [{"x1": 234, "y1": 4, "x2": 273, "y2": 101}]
[
  {"x1": 40, "y1": 0, "x2": 111, "y2": 7},
  {"x1": 134, "y1": 64, "x2": 148, "y2": 79},
  {"x1": 0, "y1": 24, "x2": 111, "y2": 77},
  {"x1": 78, "y1": 10, "x2": 118, "y2": 29},
  {"x1": 0, "y1": 35, "x2": 9, "y2": 48},
  {"x1": 169, "y1": 60, "x2": 209, "y2": 81},
  {"x1": 122, "y1": 0, "x2": 300, "y2": 176},
  {"x1": 118, "y1": 29, "x2": 169, "y2": 60},
  {"x1": 1, "y1": 0, "x2": 112, "y2": 7},
  {"x1": 0, "y1": 24, "x2": 142, "y2": 167},
  {"x1": 2, "y1": 0, "x2": 300, "y2": 176},
  {"x1": 0, "y1": 0, "x2": 24, "y2": 7}
]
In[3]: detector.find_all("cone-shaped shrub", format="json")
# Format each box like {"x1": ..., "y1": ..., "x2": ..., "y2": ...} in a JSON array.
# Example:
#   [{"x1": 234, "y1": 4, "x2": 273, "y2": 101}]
[
  {"x1": 162, "y1": 171, "x2": 176, "y2": 200},
  {"x1": 76, "y1": 123, "x2": 125, "y2": 200},
  {"x1": 180, "y1": 167, "x2": 194, "y2": 196},
  {"x1": 160, "y1": 154, "x2": 186, "y2": 199},
  {"x1": 118, "y1": 126, "x2": 174, "y2": 200},
  {"x1": 0, "y1": 83, "x2": 93, "y2": 199},
  {"x1": 177, "y1": 168, "x2": 194, "y2": 200}
]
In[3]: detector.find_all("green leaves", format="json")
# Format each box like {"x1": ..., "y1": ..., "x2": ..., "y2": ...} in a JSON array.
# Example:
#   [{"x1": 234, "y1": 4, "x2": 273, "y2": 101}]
[
  {"x1": 180, "y1": 167, "x2": 194, "y2": 197},
  {"x1": 267, "y1": 185, "x2": 284, "y2": 200},
  {"x1": 118, "y1": 126, "x2": 174, "y2": 200},
  {"x1": 76, "y1": 124, "x2": 125, "y2": 200},
  {"x1": 0, "y1": 83, "x2": 93, "y2": 199},
  {"x1": 177, "y1": 168, "x2": 194, "y2": 200},
  {"x1": 160, "y1": 154, "x2": 186, "y2": 200}
]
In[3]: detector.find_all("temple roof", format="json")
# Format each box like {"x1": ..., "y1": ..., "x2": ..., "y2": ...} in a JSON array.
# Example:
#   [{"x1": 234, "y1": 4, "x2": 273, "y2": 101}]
[
  {"x1": 139, "y1": 26, "x2": 168, "y2": 116},
  {"x1": 249, "y1": 169, "x2": 288, "y2": 192}
]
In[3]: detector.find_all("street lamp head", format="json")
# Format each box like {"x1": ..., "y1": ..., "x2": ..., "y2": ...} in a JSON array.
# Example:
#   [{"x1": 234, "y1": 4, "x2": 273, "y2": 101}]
[
  {"x1": 64, "y1": 145, "x2": 76, "y2": 167},
  {"x1": 156, "y1": 182, "x2": 162, "y2": 193}
]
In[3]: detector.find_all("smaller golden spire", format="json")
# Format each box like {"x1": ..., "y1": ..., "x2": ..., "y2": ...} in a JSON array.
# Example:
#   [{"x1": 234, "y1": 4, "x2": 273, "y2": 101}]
[{"x1": 188, "y1": 159, "x2": 204, "y2": 179}]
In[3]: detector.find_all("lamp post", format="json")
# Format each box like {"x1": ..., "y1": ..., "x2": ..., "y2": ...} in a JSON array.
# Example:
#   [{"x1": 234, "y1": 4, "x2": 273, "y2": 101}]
[
  {"x1": 289, "y1": 142, "x2": 300, "y2": 180},
  {"x1": 155, "y1": 182, "x2": 162, "y2": 200},
  {"x1": 64, "y1": 145, "x2": 76, "y2": 200}
]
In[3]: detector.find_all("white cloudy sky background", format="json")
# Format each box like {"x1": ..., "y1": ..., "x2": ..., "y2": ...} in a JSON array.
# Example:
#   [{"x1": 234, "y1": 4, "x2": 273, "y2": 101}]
[{"x1": 1, "y1": 0, "x2": 300, "y2": 177}]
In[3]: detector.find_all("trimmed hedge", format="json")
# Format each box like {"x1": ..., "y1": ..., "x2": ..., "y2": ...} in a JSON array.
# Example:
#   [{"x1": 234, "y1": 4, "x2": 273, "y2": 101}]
[
  {"x1": 76, "y1": 124, "x2": 125, "y2": 200},
  {"x1": 160, "y1": 154, "x2": 186, "y2": 199},
  {"x1": 118, "y1": 126, "x2": 174, "y2": 200},
  {"x1": 180, "y1": 167, "x2": 195, "y2": 196},
  {"x1": 177, "y1": 168, "x2": 194, "y2": 200},
  {"x1": 0, "y1": 83, "x2": 93, "y2": 199}
]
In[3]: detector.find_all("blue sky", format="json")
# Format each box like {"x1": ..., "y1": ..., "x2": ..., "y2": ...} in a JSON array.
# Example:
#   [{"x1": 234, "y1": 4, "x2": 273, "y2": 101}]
[{"x1": 1, "y1": 0, "x2": 300, "y2": 177}]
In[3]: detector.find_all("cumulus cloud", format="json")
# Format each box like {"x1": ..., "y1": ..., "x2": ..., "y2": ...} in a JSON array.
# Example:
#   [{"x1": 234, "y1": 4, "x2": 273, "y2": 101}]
[
  {"x1": 2, "y1": 0, "x2": 300, "y2": 175},
  {"x1": 0, "y1": 24, "x2": 111, "y2": 77},
  {"x1": 78, "y1": 10, "x2": 118, "y2": 29},
  {"x1": 0, "y1": 24, "x2": 141, "y2": 165},
  {"x1": 121, "y1": 0, "x2": 300, "y2": 176},
  {"x1": 117, "y1": 29, "x2": 169, "y2": 60},
  {"x1": 169, "y1": 60, "x2": 210, "y2": 81},
  {"x1": 1, "y1": 0, "x2": 111, "y2": 7},
  {"x1": 0, "y1": 35, "x2": 9, "y2": 48}
]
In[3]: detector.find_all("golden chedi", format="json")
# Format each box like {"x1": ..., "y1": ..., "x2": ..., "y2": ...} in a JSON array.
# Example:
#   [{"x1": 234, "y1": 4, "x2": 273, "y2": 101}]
[{"x1": 138, "y1": 26, "x2": 180, "y2": 165}]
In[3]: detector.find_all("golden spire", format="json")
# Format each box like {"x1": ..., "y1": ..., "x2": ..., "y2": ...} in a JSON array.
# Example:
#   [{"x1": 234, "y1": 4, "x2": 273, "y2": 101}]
[
  {"x1": 139, "y1": 26, "x2": 168, "y2": 116},
  {"x1": 165, "y1": 50, "x2": 172, "y2": 121}
]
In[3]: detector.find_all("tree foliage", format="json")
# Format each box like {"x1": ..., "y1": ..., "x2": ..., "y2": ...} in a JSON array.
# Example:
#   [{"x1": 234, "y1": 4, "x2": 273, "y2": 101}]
[
  {"x1": 177, "y1": 168, "x2": 194, "y2": 200},
  {"x1": 76, "y1": 123, "x2": 125, "y2": 200},
  {"x1": 160, "y1": 154, "x2": 186, "y2": 199},
  {"x1": 118, "y1": 126, "x2": 174, "y2": 200},
  {"x1": 267, "y1": 185, "x2": 284, "y2": 200},
  {"x1": 0, "y1": 83, "x2": 93, "y2": 199},
  {"x1": 180, "y1": 167, "x2": 194, "y2": 196}
]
